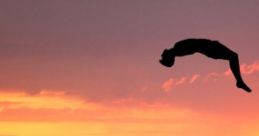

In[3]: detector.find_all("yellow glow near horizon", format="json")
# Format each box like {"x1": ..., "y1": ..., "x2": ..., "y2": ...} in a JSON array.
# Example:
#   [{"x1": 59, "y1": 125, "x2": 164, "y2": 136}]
[
  {"x1": 0, "y1": 120, "x2": 255, "y2": 136},
  {"x1": 0, "y1": 90, "x2": 257, "y2": 136},
  {"x1": 0, "y1": 90, "x2": 101, "y2": 110}
]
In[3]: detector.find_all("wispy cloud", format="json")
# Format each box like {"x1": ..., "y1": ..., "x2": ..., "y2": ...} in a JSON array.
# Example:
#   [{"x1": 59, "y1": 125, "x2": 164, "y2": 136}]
[
  {"x1": 0, "y1": 89, "x2": 197, "y2": 122},
  {"x1": 161, "y1": 78, "x2": 174, "y2": 92},
  {"x1": 175, "y1": 77, "x2": 187, "y2": 85},
  {"x1": 0, "y1": 89, "x2": 254, "y2": 136},
  {"x1": 0, "y1": 88, "x2": 257, "y2": 136},
  {"x1": 0, "y1": 89, "x2": 100, "y2": 111},
  {"x1": 204, "y1": 72, "x2": 219, "y2": 82},
  {"x1": 189, "y1": 74, "x2": 200, "y2": 83},
  {"x1": 225, "y1": 61, "x2": 259, "y2": 76},
  {"x1": 162, "y1": 61, "x2": 259, "y2": 92},
  {"x1": 161, "y1": 77, "x2": 189, "y2": 92}
]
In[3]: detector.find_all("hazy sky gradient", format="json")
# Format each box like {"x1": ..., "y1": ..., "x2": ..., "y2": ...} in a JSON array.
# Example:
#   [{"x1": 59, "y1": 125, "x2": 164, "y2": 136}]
[{"x1": 0, "y1": 1, "x2": 259, "y2": 135}]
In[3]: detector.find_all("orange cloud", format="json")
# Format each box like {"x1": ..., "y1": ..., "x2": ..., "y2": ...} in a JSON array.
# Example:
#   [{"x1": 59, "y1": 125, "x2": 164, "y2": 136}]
[
  {"x1": 0, "y1": 89, "x2": 196, "y2": 122},
  {"x1": 0, "y1": 89, "x2": 258, "y2": 136},
  {"x1": 0, "y1": 89, "x2": 103, "y2": 122},
  {"x1": 0, "y1": 89, "x2": 100, "y2": 111}
]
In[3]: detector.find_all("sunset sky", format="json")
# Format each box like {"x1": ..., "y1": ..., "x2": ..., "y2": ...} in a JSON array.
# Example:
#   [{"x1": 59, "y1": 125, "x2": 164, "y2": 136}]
[{"x1": 0, "y1": 0, "x2": 259, "y2": 136}]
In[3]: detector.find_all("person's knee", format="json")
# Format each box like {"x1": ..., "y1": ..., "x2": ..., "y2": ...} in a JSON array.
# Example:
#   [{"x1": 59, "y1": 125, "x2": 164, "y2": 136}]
[{"x1": 230, "y1": 52, "x2": 238, "y2": 60}]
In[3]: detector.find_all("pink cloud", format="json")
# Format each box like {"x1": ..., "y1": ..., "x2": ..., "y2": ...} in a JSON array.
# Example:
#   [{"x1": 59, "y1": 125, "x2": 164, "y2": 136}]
[
  {"x1": 240, "y1": 61, "x2": 259, "y2": 74},
  {"x1": 225, "y1": 61, "x2": 259, "y2": 76},
  {"x1": 161, "y1": 77, "x2": 188, "y2": 92},
  {"x1": 175, "y1": 77, "x2": 187, "y2": 85},
  {"x1": 204, "y1": 72, "x2": 219, "y2": 82},
  {"x1": 161, "y1": 78, "x2": 174, "y2": 92},
  {"x1": 189, "y1": 74, "x2": 200, "y2": 83},
  {"x1": 162, "y1": 61, "x2": 259, "y2": 93}
]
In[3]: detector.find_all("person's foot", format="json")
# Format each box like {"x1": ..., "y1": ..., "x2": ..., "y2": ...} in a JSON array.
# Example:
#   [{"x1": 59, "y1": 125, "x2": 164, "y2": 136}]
[{"x1": 236, "y1": 82, "x2": 252, "y2": 93}]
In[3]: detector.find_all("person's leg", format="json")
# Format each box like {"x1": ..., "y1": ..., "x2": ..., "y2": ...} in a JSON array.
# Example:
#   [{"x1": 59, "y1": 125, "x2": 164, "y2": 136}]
[
  {"x1": 208, "y1": 41, "x2": 252, "y2": 92},
  {"x1": 228, "y1": 52, "x2": 252, "y2": 92}
]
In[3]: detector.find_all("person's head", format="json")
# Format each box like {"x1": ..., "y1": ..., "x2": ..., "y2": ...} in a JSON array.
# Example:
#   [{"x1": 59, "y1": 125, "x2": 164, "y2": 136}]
[{"x1": 159, "y1": 49, "x2": 175, "y2": 67}]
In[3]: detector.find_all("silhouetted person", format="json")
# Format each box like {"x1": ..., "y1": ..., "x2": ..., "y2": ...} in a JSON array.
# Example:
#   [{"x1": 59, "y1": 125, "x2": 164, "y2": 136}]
[{"x1": 160, "y1": 38, "x2": 252, "y2": 93}]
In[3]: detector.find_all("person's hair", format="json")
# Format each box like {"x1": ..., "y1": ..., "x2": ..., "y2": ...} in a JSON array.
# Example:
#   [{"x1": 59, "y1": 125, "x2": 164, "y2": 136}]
[{"x1": 159, "y1": 49, "x2": 175, "y2": 67}]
